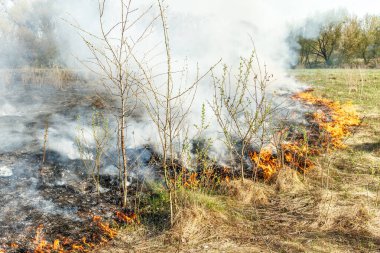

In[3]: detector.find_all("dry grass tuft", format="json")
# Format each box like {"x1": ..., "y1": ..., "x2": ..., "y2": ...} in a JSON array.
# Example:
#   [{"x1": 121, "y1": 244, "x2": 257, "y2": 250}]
[
  {"x1": 274, "y1": 168, "x2": 305, "y2": 193},
  {"x1": 0, "y1": 68, "x2": 88, "y2": 87},
  {"x1": 313, "y1": 190, "x2": 374, "y2": 233},
  {"x1": 221, "y1": 179, "x2": 270, "y2": 206},
  {"x1": 171, "y1": 205, "x2": 217, "y2": 245},
  {"x1": 332, "y1": 204, "x2": 372, "y2": 233}
]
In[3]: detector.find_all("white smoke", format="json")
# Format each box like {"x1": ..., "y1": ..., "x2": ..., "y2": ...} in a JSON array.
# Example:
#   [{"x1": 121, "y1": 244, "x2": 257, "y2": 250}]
[
  {"x1": 55, "y1": 0, "x2": 380, "y2": 72},
  {"x1": 57, "y1": 0, "x2": 380, "y2": 160},
  {"x1": 0, "y1": 0, "x2": 379, "y2": 159},
  {"x1": 1, "y1": 0, "x2": 379, "y2": 70}
]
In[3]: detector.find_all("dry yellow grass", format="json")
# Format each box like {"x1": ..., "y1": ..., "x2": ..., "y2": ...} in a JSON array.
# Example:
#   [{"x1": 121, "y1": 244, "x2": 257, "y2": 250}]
[
  {"x1": 220, "y1": 179, "x2": 271, "y2": 206},
  {"x1": 0, "y1": 68, "x2": 89, "y2": 87}
]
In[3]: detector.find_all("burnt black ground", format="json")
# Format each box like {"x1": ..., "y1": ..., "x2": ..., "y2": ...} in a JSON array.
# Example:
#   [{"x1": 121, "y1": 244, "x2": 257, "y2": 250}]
[{"x1": 0, "y1": 82, "x2": 135, "y2": 251}]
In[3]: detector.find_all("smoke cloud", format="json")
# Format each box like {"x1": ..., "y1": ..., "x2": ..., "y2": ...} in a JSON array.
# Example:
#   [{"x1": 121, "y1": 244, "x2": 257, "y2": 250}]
[
  {"x1": 0, "y1": 0, "x2": 379, "y2": 159},
  {"x1": 56, "y1": 0, "x2": 380, "y2": 72},
  {"x1": 1, "y1": 0, "x2": 379, "y2": 69}
]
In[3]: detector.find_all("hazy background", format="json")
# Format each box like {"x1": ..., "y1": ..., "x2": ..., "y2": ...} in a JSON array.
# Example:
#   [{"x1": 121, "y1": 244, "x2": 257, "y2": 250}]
[
  {"x1": 0, "y1": 0, "x2": 379, "y2": 159},
  {"x1": 0, "y1": 0, "x2": 379, "y2": 74}
]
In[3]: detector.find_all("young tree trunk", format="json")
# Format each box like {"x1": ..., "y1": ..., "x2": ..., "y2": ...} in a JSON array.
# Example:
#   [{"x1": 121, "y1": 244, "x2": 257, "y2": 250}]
[
  {"x1": 42, "y1": 119, "x2": 49, "y2": 165},
  {"x1": 120, "y1": 100, "x2": 128, "y2": 208},
  {"x1": 362, "y1": 51, "x2": 368, "y2": 65},
  {"x1": 240, "y1": 145, "x2": 245, "y2": 182}
]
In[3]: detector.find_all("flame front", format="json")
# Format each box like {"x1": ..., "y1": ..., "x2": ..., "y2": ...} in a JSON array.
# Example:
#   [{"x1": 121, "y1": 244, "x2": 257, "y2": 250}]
[
  {"x1": 92, "y1": 216, "x2": 118, "y2": 239},
  {"x1": 115, "y1": 211, "x2": 138, "y2": 224},
  {"x1": 294, "y1": 91, "x2": 360, "y2": 149},
  {"x1": 250, "y1": 90, "x2": 360, "y2": 180},
  {"x1": 11, "y1": 210, "x2": 139, "y2": 253},
  {"x1": 251, "y1": 150, "x2": 280, "y2": 180}
]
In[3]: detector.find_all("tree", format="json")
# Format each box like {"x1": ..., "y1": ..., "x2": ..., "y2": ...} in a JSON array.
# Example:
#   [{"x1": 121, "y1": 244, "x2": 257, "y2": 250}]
[
  {"x1": 74, "y1": 0, "x2": 158, "y2": 208},
  {"x1": 297, "y1": 36, "x2": 315, "y2": 67},
  {"x1": 310, "y1": 21, "x2": 343, "y2": 66},
  {"x1": 132, "y1": 0, "x2": 219, "y2": 225},
  {"x1": 293, "y1": 14, "x2": 380, "y2": 68},
  {"x1": 358, "y1": 15, "x2": 380, "y2": 64},
  {"x1": 340, "y1": 16, "x2": 362, "y2": 65},
  {"x1": 0, "y1": 0, "x2": 60, "y2": 67}
]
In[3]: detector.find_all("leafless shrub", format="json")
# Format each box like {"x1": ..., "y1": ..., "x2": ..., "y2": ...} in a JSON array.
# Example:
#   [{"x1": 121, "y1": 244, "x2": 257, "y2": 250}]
[
  {"x1": 71, "y1": 0, "x2": 161, "y2": 207},
  {"x1": 42, "y1": 118, "x2": 50, "y2": 166},
  {"x1": 76, "y1": 111, "x2": 111, "y2": 195},
  {"x1": 210, "y1": 51, "x2": 274, "y2": 182},
  {"x1": 130, "y1": 0, "x2": 220, "y2": 224}
]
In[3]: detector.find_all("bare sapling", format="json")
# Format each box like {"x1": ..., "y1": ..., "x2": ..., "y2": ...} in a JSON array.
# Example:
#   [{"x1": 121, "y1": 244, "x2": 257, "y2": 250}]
[
  {"x1": 131, "y1": 0, "x2": 220, "y2": 225},
  {"x1": 42, "y1": 117, "x2": 49, "y2": 165},
  {"x1": 190, "y1": 103, "x2": 216, "y2": 190},
  {"x1": 76, "y1": 111, "x2": 110, "y2": 195},
  {"x1": 210, "y1": 51, "x2": 274, "y2": 182},
  {"x1": 71, "y1": 0, "x2": 159, "y2": 207}
]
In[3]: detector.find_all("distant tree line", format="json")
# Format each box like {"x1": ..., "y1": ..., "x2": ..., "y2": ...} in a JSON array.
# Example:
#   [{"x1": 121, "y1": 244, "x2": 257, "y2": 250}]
[
  {"x1": 291, "y1": 14, "x2": 380, "y2": 68},
  {"x1": 0, "y1": 0, "x2": 62, "y2": 68}
]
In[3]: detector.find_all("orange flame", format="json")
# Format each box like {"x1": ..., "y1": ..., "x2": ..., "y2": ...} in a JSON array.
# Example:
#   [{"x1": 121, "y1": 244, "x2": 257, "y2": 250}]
[
  {"x1": 71, "y1": 244, "x2": 85, "y2": 252},
  {"x1": 93, "y1": 216, "x2": 118, "y2": 239},
  {"x1": 250, "y1": 90, "x2": 360, "y2": 180},
  {"x1": 294, "y1": 91, "x2": 360, "y2": 149},
  {"x1": 281, "y1": 143, "x2": 314, "y2": 172},
  {"x1": 81, "y1": 237, "x2": 95, "y2": 248},
  {"x1": 33, "y1": 225, "x2": 65, "y2": 253},
  {"x1": 183, "y1": 172, "x2": 199, "y2": 189},
  {"x1": 53, "y1": 239, "x2": 61, "y2": 251},
  {"x1": 25, "y1": 211, "x2": 132, "y2": 253},
  {"x1": 10, "y1": 243, "x2": 18, "y2": 249},
  {"x1": 115, "y1": 211, "x2": 138, "y2": 224},
  {"x1": 250, "y1": 149, "x2": 281, "y2": 180},
  {"x1": 34, "y1": 225, "x2": 48, "y2": 253}
]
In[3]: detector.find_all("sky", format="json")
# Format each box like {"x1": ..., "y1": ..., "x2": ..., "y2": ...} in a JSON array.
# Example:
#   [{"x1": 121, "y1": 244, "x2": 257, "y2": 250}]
[{"x1": 165, "y1": 0, "x2": 380, "y2": 70}]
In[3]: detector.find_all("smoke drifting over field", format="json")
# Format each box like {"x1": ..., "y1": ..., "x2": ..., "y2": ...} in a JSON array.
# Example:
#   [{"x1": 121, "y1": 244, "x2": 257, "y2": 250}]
[
  {"x1": 58, "y1": 0, "x2": 380, "y2": 70},
  {"x1": 0, "y1": 0, "x2": 378, "y2": 160},
  {"x1": 1, "y1": 0, "x2": 379, "y2": 68},
  {"x1": 0, "y1": 0, "x2": 378, "y2": 156}
]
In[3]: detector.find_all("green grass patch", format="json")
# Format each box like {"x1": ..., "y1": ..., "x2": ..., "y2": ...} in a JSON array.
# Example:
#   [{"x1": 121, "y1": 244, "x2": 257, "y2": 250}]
[
  {"x1": 178, "y1": 189, "x2": 228, "y2": 213},
  {"x1": 290, "y1": 69, "x2": 380, "y2": 115}
]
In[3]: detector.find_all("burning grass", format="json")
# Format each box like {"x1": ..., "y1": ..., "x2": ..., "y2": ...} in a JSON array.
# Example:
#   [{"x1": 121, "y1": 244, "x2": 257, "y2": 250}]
[
  {"x1": 0, "y1": 70, "x2": 373, "y2": 252},
  {"x1": 294, "y1": 91, "x2": 361, "y2": 148},
  {"x1": 158, "y1": 89, "x2": 361, "y2": 188},
  {"x1": 33, "y1": 211, "x2": 137, "y2": 253},
  {"x1": 1, "y1": 210, "x2": 138, "y2": 253},
  {"x1": 250, "y1": 90, "x2": 361, "y2": 180}
]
